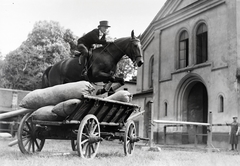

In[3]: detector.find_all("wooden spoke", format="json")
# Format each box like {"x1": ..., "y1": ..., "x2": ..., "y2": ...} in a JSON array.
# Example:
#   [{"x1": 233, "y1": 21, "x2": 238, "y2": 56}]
[
  {"x1": 77, "y1": 115, "x2": 100, "y2": 159},
  {"x1": 124, "y1": 120, "x2": 136, "y2": 156},
  {"x1": 18, "y1": 113, "x2": 45, "y2": 154},
  {"x1": 81, "y1": 139, "x2": 88, "y2": 145},
  {"x1": 24, "y1": 138, "x2": 30, "y2": 147}
]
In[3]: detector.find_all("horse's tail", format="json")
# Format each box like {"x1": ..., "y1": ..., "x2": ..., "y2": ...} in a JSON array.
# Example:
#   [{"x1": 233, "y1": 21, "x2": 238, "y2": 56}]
[{"x1": 41, "y1": 66, "x2": 52, "y2": 88}]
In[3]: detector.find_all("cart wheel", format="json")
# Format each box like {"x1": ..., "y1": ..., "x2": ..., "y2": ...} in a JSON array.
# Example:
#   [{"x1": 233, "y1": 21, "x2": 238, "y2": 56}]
[
  {"x1": 124, "y1": 120, "x2": 136, "y2": 156},
  {"x1": 77, "y1": 114, "x2": 101, "y2": 159},
  {"x1": 17, "y1": 112, "x2": 45, "y2": 154},
  {"x1": 71, "y1": 139, "x2": 77, "y2": 151}
]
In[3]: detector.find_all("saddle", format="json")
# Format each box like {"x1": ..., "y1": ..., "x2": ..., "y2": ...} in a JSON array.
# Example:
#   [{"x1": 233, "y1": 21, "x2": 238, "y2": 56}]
[{"x1": 76, "y1": 49, "x2": 93, "y2": 66}]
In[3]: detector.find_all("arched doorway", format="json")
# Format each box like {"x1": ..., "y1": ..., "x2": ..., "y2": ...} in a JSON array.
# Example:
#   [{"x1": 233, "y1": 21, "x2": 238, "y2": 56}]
[
  {"x1": 175, "y1": 74, "x2": 208, "y2": 144},
  {"x1": 187, "y1": 82, "x2": 208, "y2": 144}
]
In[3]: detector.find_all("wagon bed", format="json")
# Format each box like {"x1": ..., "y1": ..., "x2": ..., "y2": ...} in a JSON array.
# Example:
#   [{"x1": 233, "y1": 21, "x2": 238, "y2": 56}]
[{"x1": 16, "y1": 95, "x2": 144, "y2": 159}]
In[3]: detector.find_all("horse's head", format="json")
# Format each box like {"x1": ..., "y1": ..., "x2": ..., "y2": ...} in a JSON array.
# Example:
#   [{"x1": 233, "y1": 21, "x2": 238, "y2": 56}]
[{"x1": 126, "y1": 30, "x2": 144, "y2": 67}]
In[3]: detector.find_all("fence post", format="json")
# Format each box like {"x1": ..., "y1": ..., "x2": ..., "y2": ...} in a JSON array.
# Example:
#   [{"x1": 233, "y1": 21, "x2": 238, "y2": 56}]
[
  {"x1": 207, "y1": 111, "x2": 213, "y2": 152},
  {"x1": 164, "y1": 126, "x2": 166, "y2": 145},
  {"x1": 194, "y1": 125, "x2": 198, "y2": 147},
  {"x1": 148, "y1": 100, "x2": 154, "y2": 148}
]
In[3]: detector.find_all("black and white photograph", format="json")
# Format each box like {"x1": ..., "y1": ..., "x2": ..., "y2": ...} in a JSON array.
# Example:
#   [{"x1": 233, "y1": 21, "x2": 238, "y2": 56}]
[{"x1": 0, "y1": 0, "x2": 240, "y2": 166}]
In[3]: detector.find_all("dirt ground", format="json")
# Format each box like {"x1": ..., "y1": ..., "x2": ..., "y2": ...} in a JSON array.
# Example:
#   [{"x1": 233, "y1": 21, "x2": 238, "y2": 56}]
[{"x1": 0, "y1": 137, "x2": 240, "y2": 166}]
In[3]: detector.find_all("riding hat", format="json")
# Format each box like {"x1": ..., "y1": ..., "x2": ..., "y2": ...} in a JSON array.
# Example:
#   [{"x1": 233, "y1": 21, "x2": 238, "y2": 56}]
[{"x1": 98, "y1": 20, "x2": 110, "y2": 28}]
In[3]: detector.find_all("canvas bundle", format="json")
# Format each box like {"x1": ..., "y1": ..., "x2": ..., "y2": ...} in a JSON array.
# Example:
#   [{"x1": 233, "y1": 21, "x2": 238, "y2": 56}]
[
  {"x1": 52, "y1": 99, "x2": 81, "y2": 117},
  {"x1": 31, "y1": 106, "x2": 63, "y2": 121},
  {"x1": 105, "y1": 90, "x2": 132, "y2": 102},
  {"x1": 19, "y1": 81, "x2": 95, "y2": 109}
]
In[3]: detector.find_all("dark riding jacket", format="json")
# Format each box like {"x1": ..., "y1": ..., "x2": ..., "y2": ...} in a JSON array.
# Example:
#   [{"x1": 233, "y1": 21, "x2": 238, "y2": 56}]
[{"x1": 77, "y1": 29, "x2": 107, "y2": 49}]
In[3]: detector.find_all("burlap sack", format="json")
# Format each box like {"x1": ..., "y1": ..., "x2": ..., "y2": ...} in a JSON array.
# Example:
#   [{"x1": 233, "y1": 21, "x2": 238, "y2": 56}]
[
  {"x1": 32, "y1": 106, "x2": 62, "y2": 121},
  {"x1": 52, "y1": 99, "x2": 81, "y2": 117},
  {"x1": 105, "y1": 90, "x2": 132, "y2": 102},
  {"x1": 20, "y1": 81, "x2": 95, "y2": 109}
]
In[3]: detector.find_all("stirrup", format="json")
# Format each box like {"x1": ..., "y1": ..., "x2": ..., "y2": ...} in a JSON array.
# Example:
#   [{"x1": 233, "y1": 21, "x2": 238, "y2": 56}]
[{"x1": 81, "y1": 68, "x2": 88, "y2": 76}]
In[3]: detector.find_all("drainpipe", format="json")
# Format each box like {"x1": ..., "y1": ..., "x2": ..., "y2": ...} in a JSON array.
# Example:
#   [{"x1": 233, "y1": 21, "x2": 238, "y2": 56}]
[
  {"x1": 153, "y1": 29, "x2": 162, "y2": 143},
  {"x1": 236, "y1": 0, "x2": 240, "y2": 121}
]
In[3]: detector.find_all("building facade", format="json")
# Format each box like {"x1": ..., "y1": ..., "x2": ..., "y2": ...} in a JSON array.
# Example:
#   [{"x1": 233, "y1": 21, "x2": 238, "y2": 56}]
[{"x1": 136, "y1": 0, "x2": 240, "y2": 148}]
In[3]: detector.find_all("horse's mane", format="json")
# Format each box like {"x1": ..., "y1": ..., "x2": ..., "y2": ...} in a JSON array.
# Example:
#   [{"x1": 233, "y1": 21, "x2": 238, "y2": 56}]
[
  {"x1": 114, "y1": 37, "x2": 131, "y2": 43},
  {"x1": 93, "y1": 37, "x2": 131, "y2": 52}
]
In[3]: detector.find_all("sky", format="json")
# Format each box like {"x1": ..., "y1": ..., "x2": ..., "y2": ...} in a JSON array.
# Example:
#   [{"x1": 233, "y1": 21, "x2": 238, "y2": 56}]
[{"x1": 0, "y1": 0, "x2": 166, "y2": 56}]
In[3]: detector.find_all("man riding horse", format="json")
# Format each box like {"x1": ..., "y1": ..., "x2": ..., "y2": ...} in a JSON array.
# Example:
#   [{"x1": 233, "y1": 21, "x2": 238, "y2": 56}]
[{"x1": 77, "y1": 20, "x2": 112, "y2": 76}]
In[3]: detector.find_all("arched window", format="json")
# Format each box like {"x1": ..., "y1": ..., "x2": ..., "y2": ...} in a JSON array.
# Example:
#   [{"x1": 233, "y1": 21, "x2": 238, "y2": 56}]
[
  {"x1": 196, "y1": 23, "x2": 208, "y2": 64},
  {"x1": 179, "y1": 31, "x2": 189, "y2": 69},
  {"x1": 218, "y1": 95, "x2": 224, "y2": 113},
  {"x1": 164, "y1": 102, "x2": 168, "y2": 116},
  {"x1": 149, "y1": 56, "x2": 154, "y2": 88}
]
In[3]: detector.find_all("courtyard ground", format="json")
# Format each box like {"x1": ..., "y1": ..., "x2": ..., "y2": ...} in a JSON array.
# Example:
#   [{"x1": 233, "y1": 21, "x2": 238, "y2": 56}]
[{"x1": 0, "y1": 137, "x2": 239, "y2": 166}]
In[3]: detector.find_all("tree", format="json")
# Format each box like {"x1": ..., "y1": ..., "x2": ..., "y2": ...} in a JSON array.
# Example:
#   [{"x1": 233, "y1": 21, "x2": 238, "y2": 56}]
[
  {"x1": 0, "y1": 52, "x2": 6, "y2": 87},
  {"x1": 115, "y1": 56, "x2": 137, "y2": 80},
  {"x1": 2, "y1": 20, "x2": 77, "y2": 90}
]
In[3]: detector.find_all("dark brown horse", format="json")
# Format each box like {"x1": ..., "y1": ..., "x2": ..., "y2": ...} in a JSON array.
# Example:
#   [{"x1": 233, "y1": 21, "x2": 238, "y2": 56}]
[{"x1": 42, "y1": 30, "x2": 143, "y2": 88}]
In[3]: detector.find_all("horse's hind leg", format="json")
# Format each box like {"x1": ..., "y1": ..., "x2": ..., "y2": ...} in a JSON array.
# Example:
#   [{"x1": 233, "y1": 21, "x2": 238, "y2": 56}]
[
  {"x1": 41, "y1": 66, "x2": 52, "y2": 88},
  {"x1": 48, "y1": 66, "x2": 64, "y2": 86}
]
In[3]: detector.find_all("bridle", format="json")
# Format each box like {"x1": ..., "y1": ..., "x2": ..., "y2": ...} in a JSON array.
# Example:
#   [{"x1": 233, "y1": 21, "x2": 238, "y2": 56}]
[{"x1": 112, "y1": 38, "x2": 142, "y2": 63}]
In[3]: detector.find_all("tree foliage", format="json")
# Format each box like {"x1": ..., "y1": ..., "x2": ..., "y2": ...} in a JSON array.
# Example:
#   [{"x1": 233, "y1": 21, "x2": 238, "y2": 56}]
[
  {"x1": 1, "y1": 21, "x2": 76, "y2": 90},
  {"x1": 116, "y1": 56, "x2": 137, "y2": 79}
]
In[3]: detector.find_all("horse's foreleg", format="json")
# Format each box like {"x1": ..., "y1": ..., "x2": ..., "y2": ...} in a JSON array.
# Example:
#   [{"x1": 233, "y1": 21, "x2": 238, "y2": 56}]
[
  {"x1": 94, "y1": 71, "x2": 124, "y2": 84},
  {"x1": 112, "y1": 76, "x2": 125, "y2": 85}
]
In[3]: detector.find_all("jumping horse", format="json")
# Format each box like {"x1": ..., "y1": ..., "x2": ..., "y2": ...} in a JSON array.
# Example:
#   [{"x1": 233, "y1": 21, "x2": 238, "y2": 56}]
[{"x1": 42, "y1": 30, "x2": 144, "y2": 88}]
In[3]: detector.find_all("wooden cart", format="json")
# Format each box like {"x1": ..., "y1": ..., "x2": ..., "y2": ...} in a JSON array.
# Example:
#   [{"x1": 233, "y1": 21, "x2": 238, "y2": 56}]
[{"x1": 17, "y1": 95, "x2": 145, "y2": 159}]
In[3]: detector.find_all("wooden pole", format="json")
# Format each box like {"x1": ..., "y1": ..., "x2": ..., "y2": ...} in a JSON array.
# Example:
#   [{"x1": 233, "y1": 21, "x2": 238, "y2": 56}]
[
  {"x1": 0, "y1": 108, "x2": 34, "y2": 120},
  {"x1": 164, "y1": 126, "x2": 167, "y2": 145},
  {"x1": 207, "y1": 111, "x2": 213, "y2": 152},
  {"x1": 194, "y1": 125, "x2": 198, "y2": 147},
  {"x1": 149, "y1": 100, "x2": 154, "y2": 147},
  {"x1": 154, "y1": 120, "x2": 210, "y2": 126}
]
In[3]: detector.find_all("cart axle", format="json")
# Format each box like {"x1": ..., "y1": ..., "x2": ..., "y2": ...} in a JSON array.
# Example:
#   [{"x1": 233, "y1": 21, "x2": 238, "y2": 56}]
[{"x1": 88, "y1": 136, "x2": 103, "y2": 144}]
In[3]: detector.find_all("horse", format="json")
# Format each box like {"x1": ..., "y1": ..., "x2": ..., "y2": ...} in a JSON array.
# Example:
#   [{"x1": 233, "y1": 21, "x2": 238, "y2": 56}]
[{"x1": 42, "y1": 30, "x2": 143, "y2": 88}]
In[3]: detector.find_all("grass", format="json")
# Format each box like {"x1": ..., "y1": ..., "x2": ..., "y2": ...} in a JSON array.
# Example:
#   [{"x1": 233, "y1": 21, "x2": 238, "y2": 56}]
[{"x1": 1, "y1": 138, "x2": 240, "y2": 166}]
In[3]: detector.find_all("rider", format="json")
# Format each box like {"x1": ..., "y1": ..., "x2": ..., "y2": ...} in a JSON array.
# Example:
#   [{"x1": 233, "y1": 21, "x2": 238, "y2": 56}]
[{"x1": 77, "y1": 20, "x2": 111, "y2": 76}]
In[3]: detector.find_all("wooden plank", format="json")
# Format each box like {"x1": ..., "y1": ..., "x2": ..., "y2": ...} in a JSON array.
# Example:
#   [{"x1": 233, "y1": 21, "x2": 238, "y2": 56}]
[
  {"x1": 105, "y1": 105, "x2": 120, "y2": 123},
  {"x1": 82, "y1": 95, "x2": 139, "y2": 107},
  {"x1": 110, "y1": 106, "x2": 125, "y2": 123},
  {"x1": 114, "y1": 106, "x2": 129, "y2": 123},
  {"x1": 70, "y1": 100, "x2": 93, "y2": 120},
  {"x1": 91, "y1": 101, "x2": 105, "y2": 118},
  {"x1": 98, "y1": 104, "x2": 113, "y2": 122},
  {"x1": 77, "y1": 100, "x2": 95, "y2": 120},
  {"x1": 153, "y1": 120, "x2": 210, "y2": 126}
]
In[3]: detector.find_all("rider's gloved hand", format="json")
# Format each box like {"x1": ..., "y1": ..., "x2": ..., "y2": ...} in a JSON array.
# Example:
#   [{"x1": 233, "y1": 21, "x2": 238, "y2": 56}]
[{"x1": 106, "y1": 38, "x2": 114, "y2": 43}]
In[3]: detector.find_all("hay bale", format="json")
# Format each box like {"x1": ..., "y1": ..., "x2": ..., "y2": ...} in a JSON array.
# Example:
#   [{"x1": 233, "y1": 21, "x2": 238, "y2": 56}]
[
  {"x1": 52, "y1": 99, "x2": 81, "y2": 117},
  {"x1": 105, "y1": 90, "x2": 132, "y2": 102},
  {"x1": 32, "y1": 106, "x2": 63, "y2": 121},
  {"x1": 20, "y1": 81, "x2": 95, "y2": 109}
]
